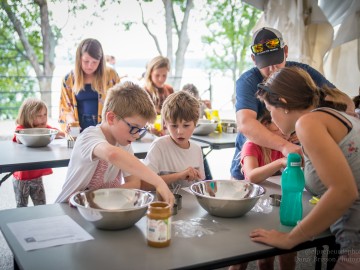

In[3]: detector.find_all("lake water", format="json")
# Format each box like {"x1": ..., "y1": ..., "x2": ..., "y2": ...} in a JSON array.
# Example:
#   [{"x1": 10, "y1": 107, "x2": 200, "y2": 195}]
[{"x1": 50, "y1": 64, "x2": 236, "y2": 120}]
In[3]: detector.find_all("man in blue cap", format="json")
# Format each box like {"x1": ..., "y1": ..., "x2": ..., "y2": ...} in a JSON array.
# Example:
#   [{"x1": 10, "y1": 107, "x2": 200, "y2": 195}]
[{"x1": 230, "y1": 27, "x2": 335, "y2": 180}]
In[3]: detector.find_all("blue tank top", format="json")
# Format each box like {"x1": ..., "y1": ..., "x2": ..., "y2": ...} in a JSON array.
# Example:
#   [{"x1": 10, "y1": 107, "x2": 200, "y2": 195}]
[{"x1": 76, "y1": 84, "x2": 98, "y2": 117}]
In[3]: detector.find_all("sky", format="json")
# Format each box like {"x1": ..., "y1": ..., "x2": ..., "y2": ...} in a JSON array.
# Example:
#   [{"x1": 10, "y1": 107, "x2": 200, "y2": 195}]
[
  {"x1": 50, "y1": 0, "x2": 208, "y2": 64},
  {"x1": 47, "y1": 0, "x2": 236, "y2": 114}
]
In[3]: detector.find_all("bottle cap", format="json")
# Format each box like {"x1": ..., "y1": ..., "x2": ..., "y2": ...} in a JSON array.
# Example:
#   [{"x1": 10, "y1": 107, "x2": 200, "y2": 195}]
[{"x1": 287, "y1": 153, "x2": 302, "y2": 167}]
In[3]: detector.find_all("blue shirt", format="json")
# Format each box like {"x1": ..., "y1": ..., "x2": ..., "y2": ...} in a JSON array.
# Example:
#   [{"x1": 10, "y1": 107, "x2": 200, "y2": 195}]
[
  {"x1": 76, "y1": 84, "x2": 98, "y2": 117},
  {"x1": 230, "y1": 61, "x2": 335, "y2": 179}
]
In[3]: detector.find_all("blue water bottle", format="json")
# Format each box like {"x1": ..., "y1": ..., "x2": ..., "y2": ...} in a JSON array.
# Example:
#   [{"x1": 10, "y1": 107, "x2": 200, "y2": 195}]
[{"x1": 280, "y1": 153, "x2": 305, "y2": 226}]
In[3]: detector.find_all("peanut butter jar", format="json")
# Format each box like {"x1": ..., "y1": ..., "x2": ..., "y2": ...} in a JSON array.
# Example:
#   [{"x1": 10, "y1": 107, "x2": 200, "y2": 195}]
[{"x1": 147, "y1": 202, "x2": 171, "y2": 248}]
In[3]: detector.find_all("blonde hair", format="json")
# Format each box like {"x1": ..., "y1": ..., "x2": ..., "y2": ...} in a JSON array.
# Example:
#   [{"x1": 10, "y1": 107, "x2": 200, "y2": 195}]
[
  {"x1": 16, "y1": 98, "x2": 48, "y2": 128},
  {"x1": 144, "y1": 56, "x2": 170, "y2": 103},
  {"x1": 73, "y1": 38, "x2": 107, "y2": 94},
  {"x1": 161, "y1": 91, "x2": 200, "y2": 124},
  {"x1": 102, "y1": 82, "x2": 156, "y2": 122}
]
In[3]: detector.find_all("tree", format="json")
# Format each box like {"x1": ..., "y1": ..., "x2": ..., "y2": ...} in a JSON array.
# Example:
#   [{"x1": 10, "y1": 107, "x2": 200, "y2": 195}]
[
  {"x1": 0, "y1": 11, "x2": 36, "y2": 119},
  {"x1": 202, "y1": 0, "x2": 261, "y2": 102},
  {"x1": 0, "y1": 0, "x2": 60, "y2": 117},
  {"x1": 137, "y1": 0, "x2": 194, "y2": 90}
]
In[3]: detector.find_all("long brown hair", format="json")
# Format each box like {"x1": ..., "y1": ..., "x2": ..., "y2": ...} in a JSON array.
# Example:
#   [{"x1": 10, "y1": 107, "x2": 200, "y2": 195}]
[
  {"x1": 144, "y1": 56, "x2": 170, "y2": 103},
  {"x1": 73, "y1": 38, "x2": 107, "y2": 94},
  {"x1": 257, "y1": 67, "x2": 347, "y2": 112}
]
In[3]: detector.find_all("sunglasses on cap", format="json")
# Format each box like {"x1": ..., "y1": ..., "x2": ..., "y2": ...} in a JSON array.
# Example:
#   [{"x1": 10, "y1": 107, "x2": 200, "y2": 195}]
[{"x1": 251, "y1": 38, "x2": 282, "y2": 54}]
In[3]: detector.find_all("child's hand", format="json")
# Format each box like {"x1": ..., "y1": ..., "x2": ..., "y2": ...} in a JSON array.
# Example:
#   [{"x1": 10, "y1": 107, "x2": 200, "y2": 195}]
[
  {"x1": 182, "y1": 167, "x2": 202, "y2": 182},
  {"x1": 56, "y1": 131, "x2": 66, "y2": 139},
  {"x1": 156, "y1": 185, "x2": 175, "y2": 207},
  {"x1": 280, "y1": 157, "x2": 287, "y2": 168},
  {"x1": 202, "y1": 100, "x2": 212, "y2": 109}
]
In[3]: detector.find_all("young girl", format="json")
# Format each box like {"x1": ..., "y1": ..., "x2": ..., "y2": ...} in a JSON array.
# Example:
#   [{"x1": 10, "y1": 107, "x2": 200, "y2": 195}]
[
  {"x1": 240, "y1": 110, "x2": 288, "y2": 183},
  {"x1": 13, "y1": 98, "x2": 64, "y2": 207},
  {"x1": 143, "y1": 56, "x2": 174, "y2": 115},
  {"x1": 59, "y1": 38, "x2": 120, "y2": 133},
  {"x1": 251, "y1": 67, "x2": 360, "y2": 270},
  {"x1": 143, "y1": 56, "x2": 174, "y2": 136}
]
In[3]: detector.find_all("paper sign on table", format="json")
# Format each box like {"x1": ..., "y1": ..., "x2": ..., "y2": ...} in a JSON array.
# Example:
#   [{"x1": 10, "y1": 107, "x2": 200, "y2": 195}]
[{"x1": 7, "y1": 215, "x2": 93, "y2": 251}]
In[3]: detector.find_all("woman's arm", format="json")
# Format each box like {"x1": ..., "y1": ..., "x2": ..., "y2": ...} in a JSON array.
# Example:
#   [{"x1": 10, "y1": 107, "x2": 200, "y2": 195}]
[{"x1": 250, "y1": 113, "x2": 358, "y2": 249}]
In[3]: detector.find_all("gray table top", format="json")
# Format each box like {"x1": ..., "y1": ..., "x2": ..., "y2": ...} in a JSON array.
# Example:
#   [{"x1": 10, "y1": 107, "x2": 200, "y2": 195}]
[
  {"x1": 0, "y1": 177, "x2": 334, "y2": 270},
  {"x1": 191, "y1": 132, "x2": 236, "y2": 149},
  {"x1": 0, "y1": 136, "x2": 210, "y2": 174}
]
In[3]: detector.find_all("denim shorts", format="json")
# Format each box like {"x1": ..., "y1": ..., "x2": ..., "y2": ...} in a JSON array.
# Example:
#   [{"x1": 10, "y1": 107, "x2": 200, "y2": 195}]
[{"x1": 80, "y1": 114, "x2": 98, "y2": 131}]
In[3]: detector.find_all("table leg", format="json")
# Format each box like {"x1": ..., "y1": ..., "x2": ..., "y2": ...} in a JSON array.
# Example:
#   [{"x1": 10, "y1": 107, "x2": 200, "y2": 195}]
[
  {"x1": 315, "y1": 245, "x2": 324, "y2": 270},
  {"x1": 326, "y1": 242, "x2": 340, "y2": 270},
  {"x1": 0, "y1": 172, "x2": 13, "y2": 186},
  {"x1": 14, "y1": 258, "x2": 20, "y2": 270}
]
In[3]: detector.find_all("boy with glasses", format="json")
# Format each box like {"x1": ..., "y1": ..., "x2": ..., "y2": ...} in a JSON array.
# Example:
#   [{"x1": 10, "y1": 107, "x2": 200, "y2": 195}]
[
  {"x1": 56, "y1": 82, "x2": 174, "y2": 205},
  {"x1": 230, "y1": 27, "x2": 336, "y2": 181},
  {"x1": 141, "y1": 91, "x2": 205, "y2": 190}
]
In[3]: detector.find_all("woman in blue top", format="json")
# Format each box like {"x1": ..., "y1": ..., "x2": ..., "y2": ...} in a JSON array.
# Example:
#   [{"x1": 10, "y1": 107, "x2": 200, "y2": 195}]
[{"x1": 59, "y1": 38, "x2": 120, "y2": 132}]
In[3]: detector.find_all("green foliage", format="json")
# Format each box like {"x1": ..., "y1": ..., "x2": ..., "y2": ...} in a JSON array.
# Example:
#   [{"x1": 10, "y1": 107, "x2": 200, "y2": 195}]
[
  {"x1": 202, "y1": 0, "x2": 261, "y2": 81},
  {"x1": 0, "y1": 3, "x2": 34, "y2": 119},
  {"x1": 0, "y1": 0, "x2": 61, "y2": 119}
]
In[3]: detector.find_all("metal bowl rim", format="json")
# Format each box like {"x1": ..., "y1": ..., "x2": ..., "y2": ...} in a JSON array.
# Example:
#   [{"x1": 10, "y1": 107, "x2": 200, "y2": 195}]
[
  {"x1": 190, "y1": 180, "x2": 266, "y2": 201},
  {"x1": 15, "y1": 128, "x2": 58, "y2": 136},
  {"x1": 70, "y1": 188, "x2": 154, "y2": 212}
]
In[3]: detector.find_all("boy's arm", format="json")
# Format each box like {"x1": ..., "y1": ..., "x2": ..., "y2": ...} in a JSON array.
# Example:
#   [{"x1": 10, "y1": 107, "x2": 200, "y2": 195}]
[
  {"x1": 140, "y1": 173, "x2": 181, "y2": 191},
  {"x1": 140, "y1": 168, "x2": 201, "y2": 191},
  {"x1": 93, "y1": 142, "x2": 174, "y2": 205},
  {"x1": 122, "y1": 175, "x2": 141, "y2": 189}
]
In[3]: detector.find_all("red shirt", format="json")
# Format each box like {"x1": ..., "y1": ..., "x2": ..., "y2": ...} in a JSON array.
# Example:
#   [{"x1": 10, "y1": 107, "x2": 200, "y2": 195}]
[
  {"x1": 240, "y1": 141, "x2": 284, "y2": 180},
  {"x1": 12, "y1": 125, "x2": 56, "y2": 180}
]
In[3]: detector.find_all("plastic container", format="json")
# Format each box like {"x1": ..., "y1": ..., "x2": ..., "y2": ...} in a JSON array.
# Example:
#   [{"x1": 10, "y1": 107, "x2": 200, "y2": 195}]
[
  {"x1": 211, "y1": 110, "x2": 222, "y2": 133},
  {"x1": 153, "y1": 115, "x2": 162, "y2": 132},
  {"x1": 280, "y1": 153, "x2": 305, "y2": 226},
  {"x1": 147, "y1": 202, "x2": 171, "y2": 247},
  {"x1": 69, "y1": 121, "x2": 80, "y2": 139}
]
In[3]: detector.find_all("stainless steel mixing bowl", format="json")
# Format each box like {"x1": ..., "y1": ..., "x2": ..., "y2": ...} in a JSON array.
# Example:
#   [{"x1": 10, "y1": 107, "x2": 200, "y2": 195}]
[
  {"x1": 14, "y1": 128, "x2": 58, "y2": 147},
  {"x1": 193, "y1": 119, "x2": 217, "y2": 136},
  {"x1": 70, "y1": 188, "x2": 154, "y2": 230},
  {"x1": 190, "y1": 180, "x2": 265, "y2": 218}
]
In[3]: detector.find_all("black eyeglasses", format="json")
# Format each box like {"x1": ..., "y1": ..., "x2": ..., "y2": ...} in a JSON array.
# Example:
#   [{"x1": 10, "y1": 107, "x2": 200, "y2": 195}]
[
  {"x1": 257, "y1": 83, "x2": 273, "y2": 93},
  {"x1": 121, "y1": 119, "x2": 148, "y2": 136}
]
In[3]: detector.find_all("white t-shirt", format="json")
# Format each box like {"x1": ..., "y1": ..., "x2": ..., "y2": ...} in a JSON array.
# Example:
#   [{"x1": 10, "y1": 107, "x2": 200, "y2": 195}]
[
  {"x1": 143, "y1": 135, "x2": 205, "y2": 188},
  {"x1": 55, "y1": 125, "x2": 133, "y2": 203}
]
